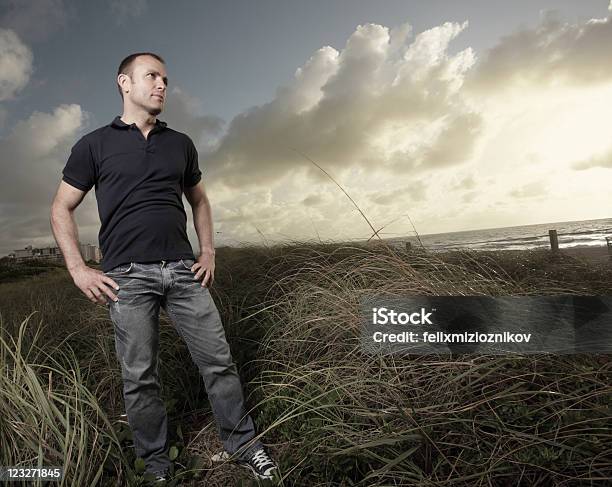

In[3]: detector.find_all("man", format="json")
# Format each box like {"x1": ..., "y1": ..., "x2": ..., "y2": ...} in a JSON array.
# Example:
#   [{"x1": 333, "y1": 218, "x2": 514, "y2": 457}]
[{"x1": 50, "y1": 52, "x2": 278, "y2": 483}]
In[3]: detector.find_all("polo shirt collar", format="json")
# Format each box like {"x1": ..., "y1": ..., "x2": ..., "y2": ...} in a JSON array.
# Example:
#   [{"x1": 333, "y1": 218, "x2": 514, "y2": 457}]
[{"x1": 111, "y1": 116, "x2": 168, "y2": 129}]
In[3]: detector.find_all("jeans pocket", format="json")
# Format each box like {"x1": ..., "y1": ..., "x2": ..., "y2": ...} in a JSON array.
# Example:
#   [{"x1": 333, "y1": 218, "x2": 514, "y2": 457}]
[
  {"x1": 180, "y1": 259, "x2": 195, "y2": 271},
  {"x1": 106, "y1": 262, "x2": 134, "y2": 275}
]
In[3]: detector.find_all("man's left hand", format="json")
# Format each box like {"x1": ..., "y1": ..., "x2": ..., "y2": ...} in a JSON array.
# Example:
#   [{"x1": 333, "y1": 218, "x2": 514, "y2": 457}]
[{"x1": 191, "y1": 249, "x2": 215, "y2": 287}]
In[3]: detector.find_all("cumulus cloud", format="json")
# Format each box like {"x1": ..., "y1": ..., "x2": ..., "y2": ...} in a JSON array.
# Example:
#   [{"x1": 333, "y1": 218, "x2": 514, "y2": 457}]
[
  {"x1": 276, "y1": 46, "x2": 340, "y2": 115},
  {"x1": 368, "y1": 183, "x2": 426, "y2": 205},
  {"x1": 109, "y1": 0, "x2": 147, "y2": 25},
  {"x1": 161, "y1": 87, "x2": 225, "y2": 154},
  {"x1": 461, "y1": 191, "x2": 477, "y2": 204},
  {"x1": 204, "y1": 20, "x2": 480, "y2": 189},
  {"x1": 509, "y1": 181, "x2": 547, "y2": 199},
  {"x1": 5, "y1": 10, "x2": 609, "y2": 253},
  {"x1": 572, "y1": 147, "x2": 612, "y2": 170},
  {"x1": 467, "y1": 9, "x2": 612, "y2": 92},
  {"x1": 0, "y1": 104, "x2": 92, "y2": 255},
  {"x1": 302, "y1": 193, "x2": 325, "y2": 207},
  {"x1": 0, "y1": 106, "x2": 7, "y2": 129},
  {"x1": 0, "y1": 28, "x2": 33, "y2": 101},
  {"x1": 451, "y1": 175, "x2": 476, "y2": 191},
  {"x1": 0, "y1": 0, "x2": 68, "y2": 43},
  {"x1": 212, "y1": 187, "x2": 307, "y2": 244},
  {"x1": 387, "y1": 111, "x2": 481, "y2": 172},
  {"x1": 8, "y1": 105, "x2": 86, "y2": 162}
]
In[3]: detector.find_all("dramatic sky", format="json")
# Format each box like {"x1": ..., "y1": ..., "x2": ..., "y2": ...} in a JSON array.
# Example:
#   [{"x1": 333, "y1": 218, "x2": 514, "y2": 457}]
[{"x1": 1, "y1": 0, "x2": 611, "y2": 255}]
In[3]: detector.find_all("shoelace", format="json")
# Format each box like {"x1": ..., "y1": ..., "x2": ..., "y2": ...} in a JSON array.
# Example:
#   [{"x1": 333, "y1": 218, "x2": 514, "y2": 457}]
[{"x1": 251, "y1": 449, "x2": 273, "y2": 468}]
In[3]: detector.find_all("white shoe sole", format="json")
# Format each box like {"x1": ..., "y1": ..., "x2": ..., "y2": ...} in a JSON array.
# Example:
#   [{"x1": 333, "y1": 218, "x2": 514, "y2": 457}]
[
  {"x1": 212, "y1": 451, "x2": 277, "y2": 480},
  {"x1": 238, "y1": 462, "x2": 277, "y2": 480},
  {"x1": 211, "y1": 451, "x2": 231, "y2": 462}
]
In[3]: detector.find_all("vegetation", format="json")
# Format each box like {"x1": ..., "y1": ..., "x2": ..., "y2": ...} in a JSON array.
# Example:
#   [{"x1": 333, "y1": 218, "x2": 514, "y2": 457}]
[
  {"x1": 0, "y1": 243, "x2": 610, "y2": 485},
  {"x1": 0, "y1": 258, "x2": 64, "y2": 284}
]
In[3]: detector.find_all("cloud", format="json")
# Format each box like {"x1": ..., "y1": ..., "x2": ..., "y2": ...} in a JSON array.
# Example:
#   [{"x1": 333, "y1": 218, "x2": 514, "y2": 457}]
[
  {"x1": 212, "y1": 188, "x2": 303, "y2": 243},
  {"x1": 368, "y1": 183, "x2": 426, "y2": 205},
  {"x1": 7, "y1": 10, "x2": 609, "y2": 253},
  {"x1": 461, "y1": 191, "x2": 477, "y2": 204},
  {"x1": 203, "y1": 20, "x2": 480, "y2": 189},
  {"x1": 0, "y1": 106, "x2": 7, "y2": 129},
  {"x1": 572, "y1": 147, "x2": 612, "y2": 170},
  {"x1": 0, "y1": 104, "x2": 91, "y2": 255},
  {"x1": 509, "y1": 181, "x2": 547, "y2": 199},
  {"x1": 109, "y1": 0, "x2": 147, "y2": 25},
  {"x1": 0, "y1": 0, "x2": 68, "y2": 43},
  {"x1": 0, "y1": 28, "x2": 33, "y2": 101},
  {"x1": 161, "y1": 87, "x2": 225, "y2": 154},
  {"x1": 451, "y1": 175, "x2": 476, "y2": 191},
  {"x1": 467, "y1": 10, "x2": 612, "y2": 92},
  {"x1": 276, "y1": 46, "x2": 340, "y2": 115},
  {"x1": 302, "y1": 194, "x2": 324, "y2": 207},
  {"x1": 387, "y1": 111, "x2": 482, "y2": 172}
]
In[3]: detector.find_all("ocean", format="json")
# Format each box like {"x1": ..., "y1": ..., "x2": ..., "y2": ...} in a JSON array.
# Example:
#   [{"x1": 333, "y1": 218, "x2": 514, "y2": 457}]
[{"x1": 388, "y1": 217, "x2": 612, "y2": 252}]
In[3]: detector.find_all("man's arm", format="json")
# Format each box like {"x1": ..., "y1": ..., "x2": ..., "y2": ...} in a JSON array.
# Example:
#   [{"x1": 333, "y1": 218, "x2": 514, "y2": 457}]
[
  {"x1": 184, "y1": 181, "x2": 215, "y2": 287},
  {"x1": 50, "y1": 181, "x2": 89, "y2": 272},
  {"x1": 50, "y1": 181, "x2": 119, "y2": 304}
]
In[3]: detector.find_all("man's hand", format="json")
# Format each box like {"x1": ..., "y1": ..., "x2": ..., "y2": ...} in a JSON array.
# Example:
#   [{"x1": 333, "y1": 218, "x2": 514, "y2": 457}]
[
  {"x1": 191, "y1": 249, "x2": 215, "y2": 287},
  {"x1": 71, "y1": 265, "x2": 120, "y2": 305}
]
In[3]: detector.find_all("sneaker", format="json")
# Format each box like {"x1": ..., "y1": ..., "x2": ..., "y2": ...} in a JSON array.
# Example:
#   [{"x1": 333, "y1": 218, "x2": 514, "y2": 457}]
[
  {"x1": 210, "y1": 450, "x2": 232, "y2": 463},
  {"x1": 237, "y1": 447, "x2": 279, "y2": 480},
  {"x1": 144, "y1": 473, "x2": 167, "y2": 486}
]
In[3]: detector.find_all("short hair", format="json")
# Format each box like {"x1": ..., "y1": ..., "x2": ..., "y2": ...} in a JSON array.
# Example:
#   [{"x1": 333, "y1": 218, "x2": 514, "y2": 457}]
[{"x1": 117, "y1": 52, "x2": 165, "y2": 98}]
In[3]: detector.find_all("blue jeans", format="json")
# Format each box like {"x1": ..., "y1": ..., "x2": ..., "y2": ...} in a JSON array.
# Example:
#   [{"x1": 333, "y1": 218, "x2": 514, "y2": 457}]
[{"x1": 105, "y1": 259, "x2": 263, "y2": 474}]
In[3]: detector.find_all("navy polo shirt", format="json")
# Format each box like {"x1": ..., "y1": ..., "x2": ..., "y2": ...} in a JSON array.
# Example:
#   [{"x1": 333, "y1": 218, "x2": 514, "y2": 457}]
[{"x1": 62, "y1": 116, "x2": 202, "y2": 272}]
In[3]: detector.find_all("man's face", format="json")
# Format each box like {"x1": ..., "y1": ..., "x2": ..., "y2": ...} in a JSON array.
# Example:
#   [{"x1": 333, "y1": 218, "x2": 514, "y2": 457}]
[{"x1": 120, "y1": 55, "x2": 168, "y2": 115}]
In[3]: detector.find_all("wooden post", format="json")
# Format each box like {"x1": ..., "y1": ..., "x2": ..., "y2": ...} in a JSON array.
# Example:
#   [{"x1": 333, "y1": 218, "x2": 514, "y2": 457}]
[
  {"x1": 606, "y1": 237, "x2": 612, "y2": 261},
  {"x1": 549, "y1": 229, "x2": 559, "y2": 252},
  {"x1": 405, "y1": 242, "x2": 412, "y2": 251}
]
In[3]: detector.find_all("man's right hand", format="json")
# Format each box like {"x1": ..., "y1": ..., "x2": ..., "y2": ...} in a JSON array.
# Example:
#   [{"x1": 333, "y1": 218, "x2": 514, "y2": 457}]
[{"x1": 70, "y1": 265, "x2": 120, "y2": 305}]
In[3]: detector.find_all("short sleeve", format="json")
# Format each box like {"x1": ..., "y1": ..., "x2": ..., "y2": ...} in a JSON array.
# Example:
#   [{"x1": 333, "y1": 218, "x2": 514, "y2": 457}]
[
  {"x1": 184, "y1": 137, "x2": 202, "y2": 188},
  {"x1": 62, "y1": 136, "x2": 96, "y2": 191}
]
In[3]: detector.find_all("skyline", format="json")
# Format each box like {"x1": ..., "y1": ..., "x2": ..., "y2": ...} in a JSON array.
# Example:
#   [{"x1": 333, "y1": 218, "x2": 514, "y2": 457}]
[
  {"x1": 1, "y1": 0, "x2": 611, "y2": 255},
  {"x1": 5, "y1": 215, "x2": 609, "y2": 258}
]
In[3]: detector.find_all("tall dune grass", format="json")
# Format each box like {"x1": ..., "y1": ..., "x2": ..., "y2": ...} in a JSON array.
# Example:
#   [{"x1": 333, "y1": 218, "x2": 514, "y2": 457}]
[
  {"x1": 214, "y1": 243, "x2": 611, "y2": 486},
  {"x1": 0, "y1": 243, "x2": 610, "y2": 485},
  {"x1": 0, "y1": 313, "x2": 128, "y2": 486}
]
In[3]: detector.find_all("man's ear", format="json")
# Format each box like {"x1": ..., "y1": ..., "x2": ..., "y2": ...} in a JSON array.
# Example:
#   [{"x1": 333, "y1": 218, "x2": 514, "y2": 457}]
[{"x1": 117, "y1": 73, "x2": 130, "y2": 94}]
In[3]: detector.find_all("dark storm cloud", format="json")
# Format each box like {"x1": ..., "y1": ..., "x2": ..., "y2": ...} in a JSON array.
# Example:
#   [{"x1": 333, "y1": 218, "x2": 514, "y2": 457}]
[{"x1": 0, "y1": 0, "x2": 68, "y2": 43}]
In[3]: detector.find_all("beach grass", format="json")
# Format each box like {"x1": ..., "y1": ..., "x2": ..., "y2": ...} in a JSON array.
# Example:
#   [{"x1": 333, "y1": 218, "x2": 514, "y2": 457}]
[{"x1": 0, "y1": 243, "x2": 610, "y2": 486}]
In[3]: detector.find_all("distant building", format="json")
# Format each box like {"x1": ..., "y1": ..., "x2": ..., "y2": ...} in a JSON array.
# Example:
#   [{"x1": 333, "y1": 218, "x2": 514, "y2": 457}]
[
  {"x1": 80, "y1": 243, "x2": 102, "y2": 262},
  {"x1": 11, "y1": 245, "x2": 35, "y2": 262},
  {"x1": 6, "y1": 243, "x2": 101, "y2": 264},
  {"x1": 37, "y1": 245, "x2": 63, "y2": 261}
]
